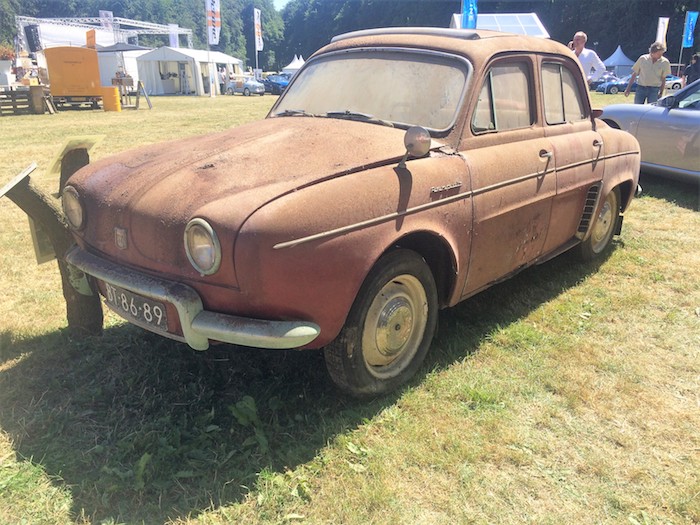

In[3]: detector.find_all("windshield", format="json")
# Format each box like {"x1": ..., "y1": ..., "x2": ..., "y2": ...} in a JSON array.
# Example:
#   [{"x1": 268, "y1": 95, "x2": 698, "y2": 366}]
[{"x1": 272, "y1": 48, "x2": 470, "y2": 132}]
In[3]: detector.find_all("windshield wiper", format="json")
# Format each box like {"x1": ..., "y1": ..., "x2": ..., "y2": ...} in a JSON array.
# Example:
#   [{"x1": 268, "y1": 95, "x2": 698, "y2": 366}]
[
  {"x1": 326, "y1": 110, "x2": 394, "y2": 128},
  {"x1": 274, "y1": 109, "x2": 313, "y2": 117}
]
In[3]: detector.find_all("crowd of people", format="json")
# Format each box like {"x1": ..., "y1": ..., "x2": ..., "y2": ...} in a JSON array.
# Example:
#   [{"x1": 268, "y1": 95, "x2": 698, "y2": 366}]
[{"x1": 569, "y1": 30, "x2": 696, "y2": 105}]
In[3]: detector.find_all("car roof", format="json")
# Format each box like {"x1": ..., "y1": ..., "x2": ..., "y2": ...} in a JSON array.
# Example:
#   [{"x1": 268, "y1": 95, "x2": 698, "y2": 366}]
[{"x1": 322, "y1": 27, "x2": 571, "y2": 63}]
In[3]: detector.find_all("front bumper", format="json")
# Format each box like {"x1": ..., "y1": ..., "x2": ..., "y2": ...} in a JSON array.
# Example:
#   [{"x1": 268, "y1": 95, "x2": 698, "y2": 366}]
[{"x1": 65, "y1": 245, "x2": 321, "y2": 351}]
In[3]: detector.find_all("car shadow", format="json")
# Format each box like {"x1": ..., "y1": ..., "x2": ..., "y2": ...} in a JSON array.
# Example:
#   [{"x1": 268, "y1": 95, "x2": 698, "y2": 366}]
[
  {"x1": 0, "y1": 243, "x2": 617, "y2": 523},
  {"x1": 639, "y1": 172, "x2": 700, "y2": 211}
]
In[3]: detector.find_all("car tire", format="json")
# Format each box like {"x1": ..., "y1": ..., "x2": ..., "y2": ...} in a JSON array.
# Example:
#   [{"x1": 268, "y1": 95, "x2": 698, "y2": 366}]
[
  {"x1": 672, "y1": 82, "x2": 681, "y2": 89},
  {"x1": 577, "y1": 187, "x2": 620, "y2": 261},
  {"x1": 226, "y1": 87, "x2": 233, "y2": 95},
  {"x1": 609, "y1": 86, "x2": 619, "y2": 94},
  {"x1": 243, "y1": 88, "x2": 250, "y2": 96},
  {"x1": 324, "y1": 249, "x2": 438, "y2": 398}
]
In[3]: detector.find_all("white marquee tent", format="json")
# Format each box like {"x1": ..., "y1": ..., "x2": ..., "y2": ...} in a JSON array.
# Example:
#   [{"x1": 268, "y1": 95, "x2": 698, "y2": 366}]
[
  {"x1": 282, "y1": 55, "x2": 305, "y2": 76},
  {"x1": 603, "y1": 45, "x2": 635, "y2": 77},
  {"x1": 136, "y1": 47, "x2": 242, "y2": 96},
  {"x1": 97, "y1": 43, "x2": 150, "y2": 89}
]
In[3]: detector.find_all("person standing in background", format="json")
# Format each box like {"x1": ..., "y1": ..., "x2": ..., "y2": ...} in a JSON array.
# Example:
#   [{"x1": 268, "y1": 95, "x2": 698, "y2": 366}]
[
  {"x1": 571, "y1": 31, "x2": 607, "y2": 85},
  {"x1": 682, "y1": 53, "x2": 700, "y2": 87},
  {"x1": 626, "y1": 41, "x2": 672, "y2": 104}
]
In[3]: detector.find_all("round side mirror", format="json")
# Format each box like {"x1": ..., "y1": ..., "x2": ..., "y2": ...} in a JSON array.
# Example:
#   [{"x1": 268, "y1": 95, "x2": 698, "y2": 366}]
[{"x1": 404, "y1": 126, "x2": 431, "y2": 158}]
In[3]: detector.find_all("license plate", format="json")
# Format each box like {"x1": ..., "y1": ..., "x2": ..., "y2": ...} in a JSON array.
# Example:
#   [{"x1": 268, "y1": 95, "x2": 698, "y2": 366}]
[{"x1": 103, "y1": 282, "x2": 168, "y2": 331}]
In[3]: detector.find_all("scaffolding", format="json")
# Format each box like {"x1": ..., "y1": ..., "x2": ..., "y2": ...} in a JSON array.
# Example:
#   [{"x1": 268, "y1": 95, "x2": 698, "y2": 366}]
[{"x1": 15, "y1": 15, "x2": 194, "y2": 52}]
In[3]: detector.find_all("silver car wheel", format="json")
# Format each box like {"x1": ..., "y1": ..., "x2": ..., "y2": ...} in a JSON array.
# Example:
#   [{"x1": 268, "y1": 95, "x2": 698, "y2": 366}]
[{"x1": 361, "y1": 274, "x2": 428, "y2": 378}]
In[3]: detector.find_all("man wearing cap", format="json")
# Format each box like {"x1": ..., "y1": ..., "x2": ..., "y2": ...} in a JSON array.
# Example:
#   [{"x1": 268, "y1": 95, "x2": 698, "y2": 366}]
[{"x1": 625, "y1": 41, "x2": 672, "y2": 104}]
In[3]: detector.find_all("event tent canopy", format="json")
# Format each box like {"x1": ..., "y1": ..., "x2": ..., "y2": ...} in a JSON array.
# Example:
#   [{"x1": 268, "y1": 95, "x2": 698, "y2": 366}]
[
  {"x1": 97, "y1": 43, "x2": 151, "y2": 88},
  {"x1": 137, "y1": 46, "x2": 242, "y2": 96},
  {"x1": 603, "y1": 45, "x2": 635, "y2": 77},
  {"x1": 282, "y1": 55, "x2": 305, "y2": 76}
]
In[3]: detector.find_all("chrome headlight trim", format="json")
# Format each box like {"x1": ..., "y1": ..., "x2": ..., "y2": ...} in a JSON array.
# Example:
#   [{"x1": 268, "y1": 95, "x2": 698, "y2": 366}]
[
  {"x1": 62, "y1": 186, "x2": 85, "y2": 230},
  {"x1": 184, "y1": 218, "x2": 222, "y2": 276}
]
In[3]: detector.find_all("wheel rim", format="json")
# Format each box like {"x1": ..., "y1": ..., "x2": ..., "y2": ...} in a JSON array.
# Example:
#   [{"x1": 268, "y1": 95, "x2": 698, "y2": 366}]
[
  {"x1": 590, "y1": 192, "x2": 616, "y2": 253},
  {"x1": 610, "y1": 86, "x2": 619, "y2": 94},
  {"x1": 361, "y1": 274, "x2": 428, "y2": 379}
]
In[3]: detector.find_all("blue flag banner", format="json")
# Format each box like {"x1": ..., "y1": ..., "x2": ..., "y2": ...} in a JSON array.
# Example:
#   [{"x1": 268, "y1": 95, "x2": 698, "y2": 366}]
[
  {"x1": 683, "y1": 11, "x2": 698, "y2": 48},
  {"x1": 461, "y1": 0, "x2": 478, "y2": 29}
]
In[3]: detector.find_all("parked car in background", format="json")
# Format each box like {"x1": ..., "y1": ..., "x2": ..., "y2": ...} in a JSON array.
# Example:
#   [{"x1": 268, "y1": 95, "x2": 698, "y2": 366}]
[
  {"x1": 262, "y1": 74, "x2": 290, "y2": 95},
  {"x1": 665, "y1": 74, "x2": 682, "y2": 90},
  {"x1": 601, "y1": 79, "x2": 700, "y2": 181},
  {"x1": 62, "y1": 28, "x2": 640, "y2": 398},
  {"x1": 597, "y1": 74, "x2": 634, "y2": 94},
  {"x1": 589, "y1": 72, "x2": 619, "y2": 90},
  {"x1": 226, "y1": 76, "x2": 265, "y2": 96}
]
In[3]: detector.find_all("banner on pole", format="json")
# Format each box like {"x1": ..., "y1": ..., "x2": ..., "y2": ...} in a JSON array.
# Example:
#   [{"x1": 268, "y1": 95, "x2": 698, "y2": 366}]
[
  {"x1": 254, "y1": 8, "x2": 264, "y2": 51},
  {"x1": 169, "y1": 24, "x2": 180, "y2": 48},
  {"x1": 656, "y1": 17, "x2": 670, "y2": 47},
  {"x1": 683, "y1": 11, "x2": 698, "y2": 48},
  {"x1": 99, "y1": 10, "x2": 114, "y2": 31},
  {"x1": 206, "y1": 0, "x2": 221, "y2": 46},
  {"x1": 460, "y1": 0, "x2": 478, "y2": 29}
]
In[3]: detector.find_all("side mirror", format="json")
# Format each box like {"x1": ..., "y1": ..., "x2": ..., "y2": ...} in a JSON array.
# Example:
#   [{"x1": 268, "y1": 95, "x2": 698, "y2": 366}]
[
  {"x1": 657, "y1": 95, "x2": 675, "y2": 108},
  {"x1": 398, "y1": 126, "x2": 431, "y2": 169}
]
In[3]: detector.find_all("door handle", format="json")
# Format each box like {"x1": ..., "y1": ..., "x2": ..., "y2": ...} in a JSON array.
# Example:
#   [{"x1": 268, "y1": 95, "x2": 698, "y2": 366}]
[
  {"x1": 539, "y1": 149, "x2": 553, "y2": 159},
  {"x1": 593, "y1": 139, "x2": 604, "y2": 148}
]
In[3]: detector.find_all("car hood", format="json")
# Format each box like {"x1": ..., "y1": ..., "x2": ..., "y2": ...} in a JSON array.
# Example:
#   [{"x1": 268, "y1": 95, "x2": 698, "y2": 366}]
[
  {"x1": 69, "y1": 117, "x2": 418, "y2": 272},
  {"x1": 601, "y1": 103, "x2": 655, "y2": 133}
]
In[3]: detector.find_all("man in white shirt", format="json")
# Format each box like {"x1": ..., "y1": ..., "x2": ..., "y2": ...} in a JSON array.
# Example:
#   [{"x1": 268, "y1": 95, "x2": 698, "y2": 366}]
[{"x1": 571, "y1": 31, "x2": 607, "y2": 85}]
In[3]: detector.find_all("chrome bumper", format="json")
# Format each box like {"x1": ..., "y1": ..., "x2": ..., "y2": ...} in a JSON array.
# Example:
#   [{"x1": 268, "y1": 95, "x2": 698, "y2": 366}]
[{"x1": 65, "y1": 246, "x2": 321, "y2": 351}]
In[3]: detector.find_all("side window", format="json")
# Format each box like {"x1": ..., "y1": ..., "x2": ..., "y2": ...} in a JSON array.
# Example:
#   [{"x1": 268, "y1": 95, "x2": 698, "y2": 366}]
[
  {"x1": 542, "y1": 63, "x2": 586, "y2": 124},
  {"x1": 472, "y1": 62, "x2": 533, "y2": 133}
]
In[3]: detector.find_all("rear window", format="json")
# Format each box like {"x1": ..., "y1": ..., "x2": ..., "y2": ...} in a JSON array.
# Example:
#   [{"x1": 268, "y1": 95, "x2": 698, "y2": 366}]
[{"x1": 542, "y1": 63, "x2": 586, "y2": 124}]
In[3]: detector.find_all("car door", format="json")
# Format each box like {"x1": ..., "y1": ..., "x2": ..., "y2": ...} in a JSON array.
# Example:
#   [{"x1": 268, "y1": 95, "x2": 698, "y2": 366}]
[
  {"x1": 634, "y1": 83, "x2": 700, "y2": 173},
  {"x1": 459, "y1": 58, "x2": 557, "y2": 297},
  {"x1": 540, "y1": 60, "x2": 606, "y2": 253}
]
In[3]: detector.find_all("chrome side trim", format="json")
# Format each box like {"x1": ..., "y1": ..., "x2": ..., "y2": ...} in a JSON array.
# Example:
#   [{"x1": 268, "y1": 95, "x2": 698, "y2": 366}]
[
  {"x1": 65, "y1": 246, "x2": 320, "y2": 351},
  {"x1": 273, "y1": 150, "x2": 640, "y2": 250}
]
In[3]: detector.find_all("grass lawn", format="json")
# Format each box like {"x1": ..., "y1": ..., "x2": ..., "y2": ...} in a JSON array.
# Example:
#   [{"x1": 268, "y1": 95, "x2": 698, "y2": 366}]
[{"x1": 1, "y1": 92, "x2": 698, "y2": 525}]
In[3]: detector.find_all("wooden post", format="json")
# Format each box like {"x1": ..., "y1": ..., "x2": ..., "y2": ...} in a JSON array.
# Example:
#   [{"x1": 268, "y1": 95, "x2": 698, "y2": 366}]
[{"x1": 1, "y1": 158, "x2": 104, "y2": 337}]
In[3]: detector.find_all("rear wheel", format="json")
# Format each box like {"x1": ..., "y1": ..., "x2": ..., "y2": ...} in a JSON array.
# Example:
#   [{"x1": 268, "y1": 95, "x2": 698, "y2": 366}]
[
  {"x1": 672, "y1": 82, "x2": 681, "y2": 89},
  {"x1": 577, "y1": 187, "x2": 620, "y2": 261},
  {"x1": 243, "y1": 88, "x2": 250, "y2": 96},
  {"x1": 324, "y1": 249, "x2": 438, "y2": 398},
  {"x1": 609, "y1": 86, "x2": 619, "y2": 94}
]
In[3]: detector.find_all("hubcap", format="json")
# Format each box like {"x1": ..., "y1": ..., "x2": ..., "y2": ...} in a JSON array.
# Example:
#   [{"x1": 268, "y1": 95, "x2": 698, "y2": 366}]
[
  {"x1": 591, "y1": 196, "x2": 614, "y2": 252},
  {"x1": 362, "y1": 275, "x2": 428, "y2": 378},
  {"x1": 375, "y1": 297, "x2": 413, "y2": 356}
]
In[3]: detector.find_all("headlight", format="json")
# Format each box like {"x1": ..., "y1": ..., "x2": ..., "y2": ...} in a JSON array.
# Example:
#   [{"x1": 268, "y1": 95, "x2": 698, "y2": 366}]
[
  {"x1": 62, "y1": 186, "x2": 85, "y2": 230},
  {"x1": 184, "y1": 218, "x2": 221, "y2": 275}
]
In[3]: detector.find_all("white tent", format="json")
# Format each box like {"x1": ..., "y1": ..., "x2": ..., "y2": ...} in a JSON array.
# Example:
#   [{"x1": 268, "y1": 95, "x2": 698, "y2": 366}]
[
  {"x1": 282, "y1": 55, "x2": 305, "y2": 76},
  {"x1": 97, "y1": 44, "x2": 150, "y2": 89},
  {"x1": 603, "y1": 45, "x2": 635, "y2": 77},
  {"x1": 136, "y1": 47, "x2": 242, "y2": 96}
]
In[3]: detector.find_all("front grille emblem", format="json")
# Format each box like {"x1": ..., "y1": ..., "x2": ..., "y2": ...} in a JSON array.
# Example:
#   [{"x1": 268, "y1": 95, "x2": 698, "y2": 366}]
[{"x1": 114, "y1": 227, "x2": 128, "y2": 250}]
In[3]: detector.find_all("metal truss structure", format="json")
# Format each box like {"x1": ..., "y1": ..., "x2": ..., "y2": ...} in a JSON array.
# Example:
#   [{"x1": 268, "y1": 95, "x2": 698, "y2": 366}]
[{"x1": 15, "y1": 15, "x2": 194, "y2": 51}]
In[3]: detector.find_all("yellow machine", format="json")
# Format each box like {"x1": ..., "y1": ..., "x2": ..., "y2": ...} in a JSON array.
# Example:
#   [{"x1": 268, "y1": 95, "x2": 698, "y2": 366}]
[{"x1": 44, "y1": 46, "x2": 103, "y2": 107}]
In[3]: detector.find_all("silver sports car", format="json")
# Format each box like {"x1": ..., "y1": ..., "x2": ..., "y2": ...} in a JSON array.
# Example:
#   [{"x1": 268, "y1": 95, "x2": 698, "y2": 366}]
[{"x1": 601, "y1": 79, "x2": 700, "y2": 182}]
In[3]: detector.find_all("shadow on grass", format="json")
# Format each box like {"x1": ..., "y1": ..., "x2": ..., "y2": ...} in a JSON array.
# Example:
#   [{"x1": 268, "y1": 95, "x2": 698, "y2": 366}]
[
  {"x1": 0, "y1": 245, "x2": 612, "y2": 524},
  {"x1": 639, "y1": 172, "x2": 700, "y2": 211}
]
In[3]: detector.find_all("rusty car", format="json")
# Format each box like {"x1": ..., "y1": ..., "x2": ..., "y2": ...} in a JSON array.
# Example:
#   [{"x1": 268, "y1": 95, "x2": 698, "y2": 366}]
[{"x1": 62, "y1": 28, "x2": 641, "y2": 397}]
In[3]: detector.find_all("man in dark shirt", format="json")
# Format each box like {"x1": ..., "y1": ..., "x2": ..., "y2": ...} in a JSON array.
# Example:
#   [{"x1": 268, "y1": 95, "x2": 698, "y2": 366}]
[{"x1": 683, "y1": 54, "x2": 700, "y2": 87}]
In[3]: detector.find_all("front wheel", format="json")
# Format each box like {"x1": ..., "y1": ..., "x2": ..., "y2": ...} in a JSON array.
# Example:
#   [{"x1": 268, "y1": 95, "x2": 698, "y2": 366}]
[
  {"x1": 243, "y1": 88, "x2": 250, "y2": 96},
  {"x1": 577, "y1": 187, "x2": 620, "y2": 261},
  {"x1": 324, "y1": 249, "x2": 438, "y2": 398},
  {"x1": 609, "y1": 86, "x2": 619, "y2": 94},
  {"x1": 672, "y1": 82, "x2": 681, "y2": 89}
]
